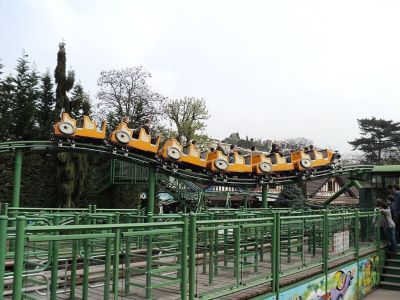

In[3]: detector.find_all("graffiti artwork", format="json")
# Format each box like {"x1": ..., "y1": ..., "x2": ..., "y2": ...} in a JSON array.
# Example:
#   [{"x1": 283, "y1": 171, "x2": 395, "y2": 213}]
[
  {"x1": 278, "y1": 276, "x2": 326, "y2": 300},
  {"x1": 358, "y1": 255, "x2": 379, "y2": 297},
  {"x1": 326, "y1": 263, "x2": 357, "y2": 300}
]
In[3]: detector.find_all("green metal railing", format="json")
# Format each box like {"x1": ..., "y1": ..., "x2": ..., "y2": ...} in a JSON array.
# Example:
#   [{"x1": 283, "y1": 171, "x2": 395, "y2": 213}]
[{"x1": 0, "y1": 207, "x2": 381, "y2": 300}]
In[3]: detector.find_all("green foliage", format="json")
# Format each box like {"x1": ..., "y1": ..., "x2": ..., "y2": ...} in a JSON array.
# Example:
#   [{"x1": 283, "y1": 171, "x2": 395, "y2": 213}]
[
  {"x1": 274, "y1": 184, "x2": 306, "y2": 208},
  {"x1": 349, "y1": 117, "x2": 400, "y2": 164},
  {"x1": 1, "y1": 55, "x2": 40, "y2": 140},
  {"x1": 53, "y1": 43, "x2": 91, "y2": 207},
  {"x1": 37, "y1": 71, "x2": 56, "y2": 139},
  {"x1": 223, "y1": 132, "x2": 270, "y2": 151},
  {"x1": 54, "y1": 42, "x2": 75, "y2": 115},
  {"x1": 70, "y1": 83, "x2": 91, "y2": 118},
  {"x1": 165, "y1": 97, "x2": 210, "y2": 143}
]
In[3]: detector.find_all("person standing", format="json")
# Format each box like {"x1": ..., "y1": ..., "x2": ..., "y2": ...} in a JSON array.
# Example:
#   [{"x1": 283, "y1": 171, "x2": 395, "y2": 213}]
[
  {"x1": 393, "y1": 185, "x2": 400, "y2": 241},
  {"x1": 377, "y1": 199, "x2": 397, "y2": 255}
]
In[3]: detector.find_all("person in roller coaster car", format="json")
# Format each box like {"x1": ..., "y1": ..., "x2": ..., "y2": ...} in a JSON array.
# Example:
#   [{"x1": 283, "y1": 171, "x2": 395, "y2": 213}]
[
  {"x1": 270, "y1": 143, "x2": 283, "y2": 156},
  {"x1": 132, "y1": 119, "x2": 157, "y2": 144},
  {"x1": 228, "y1": 144, "x2": 236, "y2": 163},
  {"x1": 216, "y1": 143, "x2": 227, "y2": 155},
  {"x1": 250, "y1": 145, "x2": 260, "y2": 155}
]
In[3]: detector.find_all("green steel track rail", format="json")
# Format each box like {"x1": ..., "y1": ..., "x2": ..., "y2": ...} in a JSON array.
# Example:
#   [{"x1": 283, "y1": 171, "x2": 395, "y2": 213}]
[{"x1": 0, "y1": 140, "x2": 374, "y2": 187}]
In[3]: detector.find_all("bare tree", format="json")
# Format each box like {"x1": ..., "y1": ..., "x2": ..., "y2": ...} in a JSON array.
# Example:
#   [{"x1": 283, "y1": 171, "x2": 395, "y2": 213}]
[
  {"x1": 96, "y1": 66, "x2": 165, "y2": 129},
  {"x1": 165, "y1": 97, "x2": 210, "y2": 143},
  {"x1": 283, "y1": 137, "x2": 314, "y2": 150}
]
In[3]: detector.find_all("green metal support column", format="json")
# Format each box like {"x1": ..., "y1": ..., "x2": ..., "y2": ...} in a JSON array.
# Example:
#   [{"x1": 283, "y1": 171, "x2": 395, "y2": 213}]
[
  {"x1": 188, "y1": 213, "x2": 197, "y2": 300},
  {"x1": 146, "y1": 212, "x2": 153, "y2": 299},
  {"x1": 181, "y1": 214, "x2": 188, "y2": 300},
  {"x1": 355, "y1": 210, "x2": 360, "y2": 299},
  {"x1": 50, "y1": 215, "x2": 60, "y2": 300},
  {"x1": 262, "y1": 184, "x2": 268, "y2": 208},
  {"x1": 103, "y1": 215, "x2": 113, "y2": 300},
  {"x1": 70, "y1": 214, "x2": 79, "y2": 299},
  {"x1": 148, "y1": 167, "x2": 156, "y2": 215},
  {"x1": 12, "y1": 216, "x2": 26, "y2": 300},
  {"x1": 0, "y1": 216, "x2": 7, "y2": 297},
  {"x1": 12, "y1": 149, "x2": 23, "y2": 208},
  {"x1": 323, "y1": 210, "x2": 329, "y2": 293},
  {"x1": 272, "y1": 212, "x2": 280, "y2": 293}
]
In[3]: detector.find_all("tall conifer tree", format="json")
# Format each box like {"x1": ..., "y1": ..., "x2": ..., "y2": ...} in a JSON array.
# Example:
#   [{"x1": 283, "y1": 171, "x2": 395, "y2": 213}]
[
  {"x1": 10, "y1": 55, "x2": 40, "y2": 139},
  {"x1": 54, "y1": 42, "x2": 76, "y2": 207},
  {"x1": 37, "y1": 71, "x2": 56, "y2": 138}
]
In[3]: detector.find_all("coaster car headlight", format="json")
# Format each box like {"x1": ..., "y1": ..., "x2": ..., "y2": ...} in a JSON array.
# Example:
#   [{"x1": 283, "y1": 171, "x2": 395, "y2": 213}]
[
  {"x1": 215, "y1": 158, "x2": 228, "y2": 170},
  {"x1": 167, "y1": 146, "x2": 181, "y2": 160},
  {"x1": 58, "y1": 122, "x2": 75, "y2": 135},
  {"x1": 259, "y1": 162, "x2": 272, "y2": 173},
  {"x1": 300, "y1": 158, "x2": 312, "y2": 169},
  {"x1": 115, "y1": 130, "x2": 130, "y2": 144}
]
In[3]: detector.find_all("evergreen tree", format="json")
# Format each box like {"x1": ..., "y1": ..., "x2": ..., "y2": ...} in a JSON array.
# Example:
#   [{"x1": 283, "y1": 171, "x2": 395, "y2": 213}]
[
  {"x1": 54, "y1": 42, "x2": 75, "y2": 116},
  {"x1": 37, "y1": 71, "x2": 56, "y2": 138},
  {"x1": 70, "y1": 83, "x2": 91, "y2": 118},
  {"x1": 274, "y1": 184, "x2": 306, "y2": 208},
  {"x1": 54, "y1": 42, "x2": 78, "y2": 207},
  {"x1": 0, "y1": 61, "x2": 13, "y2": 140},
  {"x1": 349, "y1": 117, "x2": 400, "y2": 164},
  {"x1": 8, "y1": 55, "x2": 40, "y2": 139}
]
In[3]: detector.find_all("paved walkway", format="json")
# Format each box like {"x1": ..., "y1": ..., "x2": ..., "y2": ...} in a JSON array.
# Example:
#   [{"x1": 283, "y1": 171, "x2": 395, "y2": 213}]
[{"x1": 363, "y1": 288, "x2": 400, "y2": 300}]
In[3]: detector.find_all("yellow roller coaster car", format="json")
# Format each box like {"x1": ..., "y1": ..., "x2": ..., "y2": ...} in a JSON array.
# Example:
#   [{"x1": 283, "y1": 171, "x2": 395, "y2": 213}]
[
  {"x1": 158, "y1": 138, "x2": 183, "y2": 161},
  {"x1": 110, "y1": 122, "x2": 160, "y2": 154},
  {"x1": 269, "y1": 152, "x2": 295, "y2": 173},
  {"x1": 159, "y1": 138, "x2": 209, "y2": 169},
  {"x1": 291, "y1": 150, "x2": 313, "y2": 172},
  {"x1": 206, "y1": 151, "x2": 252, "y2": 174},
  {"x1": 308, "y1": 149, "x2": 340, "y2": 169},
  {"x1": 206, "y1": 150, "x2": 229, "y2": 172},
  {"x1": 181, "y1": 144, "x2": 208, "y2": 169},
  {"x1": 251, "y1": 153, "x2": 273, "y2": 175},
  {"x1": 54, "y1": 113, "x2": 106, "y2": 140}
]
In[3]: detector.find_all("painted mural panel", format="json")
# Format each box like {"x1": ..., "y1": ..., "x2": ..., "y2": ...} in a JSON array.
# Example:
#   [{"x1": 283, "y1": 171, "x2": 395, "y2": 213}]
[
  {"x1": 262, "y1": 294, "x2": 276, "y2": 300},
  {"x1": 358, "y1": 255, "x2": 379, "y2": 297},
  {"x1": 278, "y1": 275, "x2": 325, "y2": 300},
  {"x1": 326, "y1": 263, "x2": 357, "y2": 300}
]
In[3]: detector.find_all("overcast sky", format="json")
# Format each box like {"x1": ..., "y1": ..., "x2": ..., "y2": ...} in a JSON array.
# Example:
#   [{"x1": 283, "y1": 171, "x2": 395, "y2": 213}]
[{"x1": 1, "y1": 0, "x2": 400, "y2": 154}]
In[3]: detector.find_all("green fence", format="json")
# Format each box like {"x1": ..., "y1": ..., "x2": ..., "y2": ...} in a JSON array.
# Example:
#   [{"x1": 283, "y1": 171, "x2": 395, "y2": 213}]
[{"x1": 0, "y1": 208, "x2": 381, "y2": 300}]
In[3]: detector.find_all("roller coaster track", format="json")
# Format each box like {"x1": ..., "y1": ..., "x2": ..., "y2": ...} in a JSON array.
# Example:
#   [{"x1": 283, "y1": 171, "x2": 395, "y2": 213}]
[{"x1": 0, "y1": 140, "x2": 374, "y2": 187}]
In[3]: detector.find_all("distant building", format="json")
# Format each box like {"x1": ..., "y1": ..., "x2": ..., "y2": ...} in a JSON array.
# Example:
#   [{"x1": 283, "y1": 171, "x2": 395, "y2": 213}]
[{"x1": 306, "y1": 176, "x2": 359, "y2": 205}]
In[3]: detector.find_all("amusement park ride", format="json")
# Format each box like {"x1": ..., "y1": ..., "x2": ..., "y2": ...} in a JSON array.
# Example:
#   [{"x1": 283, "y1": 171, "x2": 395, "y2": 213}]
[
  {"x1": 0, "y1": 113, "x2": 398, "y2": 300},
  {"x1": 54, "y1": 113, "x2": 342, "y2": 180}
]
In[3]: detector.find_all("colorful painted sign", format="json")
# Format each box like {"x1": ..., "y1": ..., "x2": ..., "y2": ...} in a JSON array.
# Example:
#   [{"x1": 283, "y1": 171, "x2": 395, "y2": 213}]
[
  {"x1": 358, "y1": 255, "x2": 379, "y2": 297},
  {"x1": 278, "y1": 275, "x2": 325, "y2": 300},
  {"x1": 262, "y1": 255, "x2": 379, "y2": 300},
  {"x1": 327, "y1": 263, "x2": 357, "y2": 300}
]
